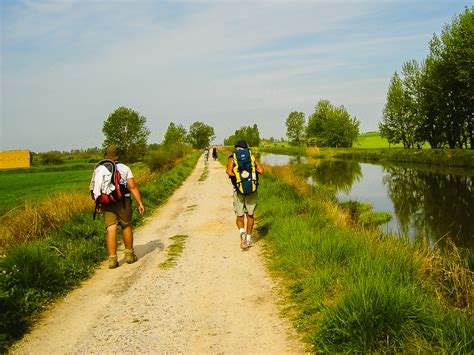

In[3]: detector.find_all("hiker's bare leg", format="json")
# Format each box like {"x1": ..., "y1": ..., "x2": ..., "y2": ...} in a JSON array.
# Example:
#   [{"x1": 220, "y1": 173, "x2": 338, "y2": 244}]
[
  {"x1": 122, "y1": 225, "x2": 134, "y2": 250},
  {"x1": 106, "y1": 224, "x2": 118, "y2": 256},
  {"x1": 246, "y1": 214, "x2": 255, "y2": 235},
  {"x1": 236, "y1": 215, "x2": 245, "y2": 230}
]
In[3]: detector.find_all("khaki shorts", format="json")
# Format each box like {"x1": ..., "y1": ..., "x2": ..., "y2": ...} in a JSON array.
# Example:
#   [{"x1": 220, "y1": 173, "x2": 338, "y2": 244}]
[
  {"x1": 102, "y1": 198, "x2": 132, "y2": 228},
  {"x1": 233, "y1": 191, "x2": 258, "y2": 216}
]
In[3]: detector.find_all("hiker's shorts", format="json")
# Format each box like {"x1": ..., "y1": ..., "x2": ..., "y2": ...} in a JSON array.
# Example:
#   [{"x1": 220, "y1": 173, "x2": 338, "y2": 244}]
[
  {"x1": 102, "y1": 197, "x2": 133, "y2": 228},
  {"x1": 233, "y1": 191, "x2": 258, "y2": 216}
]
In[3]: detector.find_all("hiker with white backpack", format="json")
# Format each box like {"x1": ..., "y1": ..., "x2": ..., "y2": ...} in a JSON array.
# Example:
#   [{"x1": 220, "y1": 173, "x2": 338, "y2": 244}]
[{"x1": 90, "y1": 145, "x2": 145, "y2": 269}]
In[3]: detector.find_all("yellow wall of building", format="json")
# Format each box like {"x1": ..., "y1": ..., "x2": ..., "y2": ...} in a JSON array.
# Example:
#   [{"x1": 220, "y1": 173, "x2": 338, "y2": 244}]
[{"x1": 0, "y1": 150, "x2": 32, "y2": 169}]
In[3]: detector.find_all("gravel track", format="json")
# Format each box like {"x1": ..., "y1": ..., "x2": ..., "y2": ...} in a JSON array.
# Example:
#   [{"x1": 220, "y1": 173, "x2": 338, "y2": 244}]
[{"x1": 12, "y1": 156, "x2": 305, "y2": 354}]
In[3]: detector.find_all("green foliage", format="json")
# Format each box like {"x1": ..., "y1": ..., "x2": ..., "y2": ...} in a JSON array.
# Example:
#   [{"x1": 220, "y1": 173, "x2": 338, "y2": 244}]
[
  {"x1": 39, "y1": 151, "x2": 64, "y2": 165},
  {"x1": 223, "y1": 124, "x2": 261, "y2": 147},
  {"x1": 306, "y1": 100, "x2": 360, "y2": 147},
  {"x1": 187, "y1": 121, "x2": 215, "y2": 149},
  {"x1": 146, "y1": 143, "x2": 192, "y2": 172},
  {"x1": 358, "y1": 211, "x2": 392, "y2": 228},
  {"x1": 0, "y1": 216, "x2": 106, "y2": 352},
  {"x1": 381, "y1": 7, "x2": 473, "y2": 150},
  {"x1": 321, "y1": 147, "x2": 474, "y2": 169},
  {"x1": 163, "y1": 122, "x2": 187, "y2": 147},
  {"x1": 102, "y1": 107, "x2": 151, "y2": 162},
  {"x1": 379, "y1": 61, "x2": 424, "y2": 149},
  {"x1": 423, "y1": 6, "x2": 473, "y2": 149},
  {"x1": 286, "y1": 111, "x2": 306, "y2": 146}
]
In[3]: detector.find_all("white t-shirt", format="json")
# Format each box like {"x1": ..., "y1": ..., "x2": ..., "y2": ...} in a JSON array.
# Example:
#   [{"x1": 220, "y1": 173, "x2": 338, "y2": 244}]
[
  {"x1": 116, "y1": 163, "x2": 133, "y2": 186},
  {"x1": 91, "y1": 162, "x2": 133, "y2": 200}
]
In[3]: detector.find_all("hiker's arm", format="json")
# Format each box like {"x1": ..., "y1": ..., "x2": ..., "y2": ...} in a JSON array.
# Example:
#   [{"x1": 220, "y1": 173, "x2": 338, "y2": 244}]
[
  {"x1": 127, "y1": 178, "x2": 145, "y2": 215},
  {"x1": 226, "y1": 157, "x2": 235, "y2": 176},
  {"x1": 255, "y1": 160, "x2": 264, "y2": 175}
]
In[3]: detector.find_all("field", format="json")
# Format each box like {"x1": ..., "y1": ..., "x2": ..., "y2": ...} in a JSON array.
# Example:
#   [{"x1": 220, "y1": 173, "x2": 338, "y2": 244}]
[
  {"x1": 0, "y1": 160, "x2": 149, "y2": 216},
  {"x1": 354, "y1": 131, "x2": 404, "y2": 148}
]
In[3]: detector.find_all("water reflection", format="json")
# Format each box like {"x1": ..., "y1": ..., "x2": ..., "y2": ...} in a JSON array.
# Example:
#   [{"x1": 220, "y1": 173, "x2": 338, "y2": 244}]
[
  {"x1": 259, "y1": 153, "x2": 307, "y2": 166},
  {"x1": 384, "y1": 166, "x2": 474, "y2": 249},
  {"x1": 305, "y1": 160, "x2": 362, "y2": 194},
  {"x1": 291, "y1": 156, "x2": 473, "y2": 250}
]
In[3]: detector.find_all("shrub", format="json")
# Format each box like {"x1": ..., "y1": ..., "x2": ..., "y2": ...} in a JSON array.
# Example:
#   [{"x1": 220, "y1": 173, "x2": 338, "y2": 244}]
[{"x1": 40, "y1": 151, "x2": 64, "y2": 165}]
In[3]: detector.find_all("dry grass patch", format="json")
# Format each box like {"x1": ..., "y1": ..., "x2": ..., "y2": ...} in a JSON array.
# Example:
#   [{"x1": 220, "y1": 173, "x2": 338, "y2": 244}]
[{"x1": 0, "y1": 192, "x2": 92, "y2": 252}]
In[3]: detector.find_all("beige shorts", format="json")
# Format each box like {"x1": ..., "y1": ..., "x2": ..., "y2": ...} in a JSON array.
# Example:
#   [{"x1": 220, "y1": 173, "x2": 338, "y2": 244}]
[
  {"x1": 233, "y1": 191, "x2": 258, "y2": 216},
  {"x1": 102, "y1": 198, "x2": 133, "y2": 228}
]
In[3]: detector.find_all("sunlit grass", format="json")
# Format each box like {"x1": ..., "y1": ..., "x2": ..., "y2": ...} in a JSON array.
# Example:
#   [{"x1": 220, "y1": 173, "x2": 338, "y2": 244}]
[
  {"x1": 355, "y1": 131, "x2": 404, "y2": 148},
  {"x1": 256, "y1": 168, "x2": 473, "y2": 352}
]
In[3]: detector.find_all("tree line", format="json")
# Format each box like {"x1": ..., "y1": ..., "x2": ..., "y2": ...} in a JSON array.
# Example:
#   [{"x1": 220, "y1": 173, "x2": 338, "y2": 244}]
[
  {"x1": 379, "y1": 6, "x2": 473, "y2": 149},
  {"x1": 285, "y1": 99, "x2": 360, "y2": 148},
  {"x1": 102, "y1": 107, "x2": 215, "y2": 162}
]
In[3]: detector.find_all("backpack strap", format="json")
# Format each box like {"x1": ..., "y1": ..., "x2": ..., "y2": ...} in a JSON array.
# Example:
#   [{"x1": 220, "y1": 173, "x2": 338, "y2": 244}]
[{"x1": 232, "y1": 150, "x2": 245, "y2": 194}]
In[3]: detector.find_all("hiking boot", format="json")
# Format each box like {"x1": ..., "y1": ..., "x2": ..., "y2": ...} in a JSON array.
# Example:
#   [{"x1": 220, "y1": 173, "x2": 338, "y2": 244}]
[
  {"x1": 246, "y1": 238, "x2": 254, "y2": 247},
  {"x1": 240, "y1": 231, "x2": 248, "y2": 249},
  {"x1": 124, "y1": 249, "x2": 138, "y2": 264},
  {"x1": 109, "y1": 256, "x2": 119, "y2": 269}
]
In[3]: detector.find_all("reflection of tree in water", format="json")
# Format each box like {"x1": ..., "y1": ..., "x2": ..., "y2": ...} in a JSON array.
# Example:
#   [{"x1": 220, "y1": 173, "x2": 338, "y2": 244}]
[
  {"x1": 384, "y1": 166, "x2": 474, "y2": 249},
  {"x1": 307, "y1": 160, "x2": 362, "y2": 193}
]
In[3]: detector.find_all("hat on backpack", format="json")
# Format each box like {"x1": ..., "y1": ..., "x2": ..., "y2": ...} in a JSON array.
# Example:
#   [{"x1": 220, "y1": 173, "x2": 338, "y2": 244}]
[
  {"x1": 234, "y1": 140, "x2": 248, "y2": 149},
  {"x1": 104, "y1": 145, "x2": 119, "y2": 160}
]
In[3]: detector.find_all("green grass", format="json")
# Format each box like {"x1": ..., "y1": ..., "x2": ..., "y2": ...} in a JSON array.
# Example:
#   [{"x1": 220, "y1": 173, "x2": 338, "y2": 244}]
[
  {"x1": 256, "y1": 171, "x2": 473, "y2": 352},
  {"x1": 354, "y1": 131, "x2": 404, "y2": 148},
  {"x1": 158, "y1": 235, "x2": 188, "y2": 269},
  {"x1": 0, "y1": 170, "x2": 92, "y2": 214},
  {"x1": 0, "y1": 161, "x2": 149, "y2": 216}
]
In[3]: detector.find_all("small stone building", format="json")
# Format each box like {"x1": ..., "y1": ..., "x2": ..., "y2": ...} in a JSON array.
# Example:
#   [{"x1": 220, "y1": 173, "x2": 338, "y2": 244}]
[{"x1": 0, "y1": 150, "x2": 32, "y2": 169}]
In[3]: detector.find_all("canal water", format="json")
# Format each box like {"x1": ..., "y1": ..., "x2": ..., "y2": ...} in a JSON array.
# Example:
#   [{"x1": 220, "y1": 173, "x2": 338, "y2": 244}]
[{"x1": 259, "y1": 153, "x2": 474, "y2": 251}]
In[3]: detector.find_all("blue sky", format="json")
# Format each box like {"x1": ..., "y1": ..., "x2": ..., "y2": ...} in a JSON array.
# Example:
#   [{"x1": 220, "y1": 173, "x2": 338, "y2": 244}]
[{"x1": 1, "y1": 0, "x2": 469, "y2": 152}]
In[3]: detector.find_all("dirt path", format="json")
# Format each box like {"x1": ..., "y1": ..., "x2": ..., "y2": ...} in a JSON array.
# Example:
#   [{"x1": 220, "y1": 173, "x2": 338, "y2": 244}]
[{"x1": 11, "y1": 156, "x2": 305, "y2": 353}]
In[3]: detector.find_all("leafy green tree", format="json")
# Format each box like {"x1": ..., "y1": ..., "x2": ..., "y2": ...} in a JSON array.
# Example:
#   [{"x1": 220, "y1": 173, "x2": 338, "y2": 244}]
[
  {"x1": 286, "y1": 111, "x2": 306, "y2": 146},
  {"x1": 416, "y1": 57, "x2": 447, "y2": 148},
  {"x1": 307, "y1": 100, "x2": 359, "y2": 147},
  {"x1": 379, "y1": 61, "x2": 424, "y2": 149},
  {"x1": 223, "y1": 124, "x2": 261, "y2": 147},
  {"x1": 188, "y1": 121, "x2": 215, "y2": 149},
  {"x1": 102, "y1": 107, "x2": 150, "y2": 162},
  {"x1": 163, "y1": 122, "x2": 187, "y2": 147},
  {"x1": 306, "y1": 100, "x2": 332, "y2": 140},
  {"x1": 422, "y1": 6, "x2": 473, "y2": 149}
]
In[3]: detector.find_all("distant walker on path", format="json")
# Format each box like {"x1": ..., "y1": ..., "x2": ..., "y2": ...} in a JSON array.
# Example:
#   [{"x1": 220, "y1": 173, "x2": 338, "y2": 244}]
[{"x1": 226, "y1": 140, "x2": 264, "y2": 249}]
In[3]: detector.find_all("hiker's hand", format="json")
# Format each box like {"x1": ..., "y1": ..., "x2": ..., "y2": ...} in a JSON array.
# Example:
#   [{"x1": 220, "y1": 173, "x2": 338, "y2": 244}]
[{"x1": 137, "y1": 203, "x2": 145, "y2": 215}]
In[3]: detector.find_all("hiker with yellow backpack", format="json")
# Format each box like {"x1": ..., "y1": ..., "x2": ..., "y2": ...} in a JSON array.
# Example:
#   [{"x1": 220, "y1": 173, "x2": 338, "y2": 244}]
[{"x1": 226, "y1": 140, "x2": 264, "y2": 250}]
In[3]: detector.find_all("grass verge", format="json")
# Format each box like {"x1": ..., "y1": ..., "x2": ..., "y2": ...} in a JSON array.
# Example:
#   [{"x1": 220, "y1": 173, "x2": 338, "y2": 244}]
[
  {"x1": 259, "y1": 146, "x2": 474, "y2": 169},
  {"x1": 256, "y1": 165, "x2": 473, "y2": 352},
  {"x1": 0, "y1": 152, "x2": 200, "y2": 352}
]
